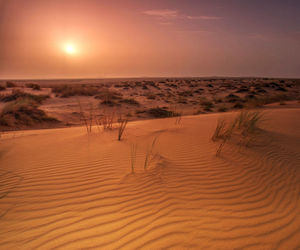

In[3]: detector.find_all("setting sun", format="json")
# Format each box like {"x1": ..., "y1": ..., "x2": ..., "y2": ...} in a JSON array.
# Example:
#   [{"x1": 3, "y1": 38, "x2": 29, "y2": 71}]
[{"x1": 64, "y1": 44, "x2": 76, "y2": 55}]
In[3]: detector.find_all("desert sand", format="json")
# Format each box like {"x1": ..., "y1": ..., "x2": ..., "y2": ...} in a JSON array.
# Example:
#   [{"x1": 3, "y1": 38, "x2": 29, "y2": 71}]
[{"x1": 0, "y1": 107, "x2": 299, "y2": 249}]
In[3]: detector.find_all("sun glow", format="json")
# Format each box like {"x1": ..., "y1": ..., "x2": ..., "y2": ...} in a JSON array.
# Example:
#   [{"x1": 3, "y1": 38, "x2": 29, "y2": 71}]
[{"x1": 64, "y1": 44, "x2": 76, "y2": 55}]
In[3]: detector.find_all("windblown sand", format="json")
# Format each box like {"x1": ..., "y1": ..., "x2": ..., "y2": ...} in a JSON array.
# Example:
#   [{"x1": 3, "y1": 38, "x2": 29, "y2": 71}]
[{"x1": 0, "y1": 108, "x2": 300, "y2": 249}]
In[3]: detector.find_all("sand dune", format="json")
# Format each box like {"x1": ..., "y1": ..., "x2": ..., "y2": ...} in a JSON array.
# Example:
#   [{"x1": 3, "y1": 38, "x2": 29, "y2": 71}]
[{"x1": 0, "y1": 108, "x2": 300, "y2": 249}]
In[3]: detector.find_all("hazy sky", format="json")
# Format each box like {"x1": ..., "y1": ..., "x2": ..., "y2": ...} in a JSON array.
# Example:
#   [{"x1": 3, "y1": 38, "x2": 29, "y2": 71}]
[{"x1": 0, "y1": 0, "x2": 299, "y2": 79}]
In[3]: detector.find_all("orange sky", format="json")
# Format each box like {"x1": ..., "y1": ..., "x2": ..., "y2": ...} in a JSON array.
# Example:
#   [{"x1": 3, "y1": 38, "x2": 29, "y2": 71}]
[{"x1": 0, "y1": 0, "x2": 299, "y2": 79}]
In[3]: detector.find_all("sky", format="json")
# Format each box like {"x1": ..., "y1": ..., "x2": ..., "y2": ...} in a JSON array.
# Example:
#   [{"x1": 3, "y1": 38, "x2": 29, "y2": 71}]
[{"x1": 0, "y1": 0, "x2": 299, "y2": 79}]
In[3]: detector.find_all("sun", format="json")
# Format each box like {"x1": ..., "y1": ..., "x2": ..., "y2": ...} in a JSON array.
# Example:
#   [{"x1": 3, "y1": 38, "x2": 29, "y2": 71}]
[{"x1": 64, "y1": 44, "x2": 76, "y2": 55}]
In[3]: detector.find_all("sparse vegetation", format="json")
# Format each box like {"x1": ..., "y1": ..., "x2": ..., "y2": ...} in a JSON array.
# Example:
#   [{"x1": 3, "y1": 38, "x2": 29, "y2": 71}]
[
  {"x1": 130, "y1": 143, "x2": 137, "y2": 174},
  {"x1": 77, "y1": 99, "x2": 94, "y2": 133},
  {"x1": 117, "y1": 117, "x2": 128, "y2": 141},
  {"x1": 101, "y1": 113, "x2": 115, "y2": 130},
  {"x1": 144, "y1": 137, "x2": 158, "y2": 170},
  {"x1": 26, "y1": 83, "x2": 41, "y2": 90},
  {"x1": 0, "y1": 98, "x2": 59, "y2": 129},
  {"x1": 52, "y1": 84, "x2": 100, "y2": 97},
  {"x1": 6, "y1": 81, "x2": 17, "y2": 88},
  {"x1": 120, "y1": 98, "x2": 140, "y2": 106},
  {"x1": 0, "y1": 90, "x2": 49, "y2": 103},
  {"x1": 212, "y1": 110, "x2": 264, "y2": 156},
  {"x1": 147, "y1": 107, "x2": 179, "y2": 118}
]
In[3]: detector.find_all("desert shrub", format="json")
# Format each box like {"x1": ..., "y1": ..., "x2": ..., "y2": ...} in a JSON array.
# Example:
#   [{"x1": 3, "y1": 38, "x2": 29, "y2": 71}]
[
  {"x1": 217, "y1": 106, "x2": 227, "y2": 112},
  {"x1": 95, "y1": 89, "x2": 123, "y2": 103},
  {"x1": 6, "y1": 81, "x2": 17, "y2": 88},
  {"x1": 101, "y1": 99, "x2": 118, "y2": 106},
  {"x1": 225, "y1": 93, "x2": 241, "y2": 103},
  {"x1": 0, "y1": 85, "x2": 6, "y2": 91},
  {"x1": 0, "y1": 99, "x2": 58, "y2": 128},
  {"x1": 52, "y1": 84, "x2": 99, "y2": 97},
  {"x1": 233, "y1": 102, "x2": 244, "y2": 109},
  {"x1": 26, "y1": 83, "x2": 41, "y2": 90},
  {"x1": 0, "y1": 90, "x2": 49, "y2": 104},
  {"x1": 213, "y1": 97, "x2": 223, "y2": 103},
  {"x1": 178, "y1": 97, "x2": 188, "y2": 104},
  {"x1": 236, "y1": 87, "x2": 249, "y2": 93},
  {"x1": 276, "y1": 86, "x2": 287, "y2": 92},
  {"x1": 147, "y1": 107, "x2": 179, "y2": 118},
  {"x1": 146, "y1": 94, "x2": 156, "y2": 100},
  {"x1": 245, "y1": 94, "x2": 292, "y2": 108},
  {"x1": 201, "y1": 100, "x2": 214, "y2": 111},
  {"x1": 120, "y1": 98, "x2": 140, "y2": 106}
]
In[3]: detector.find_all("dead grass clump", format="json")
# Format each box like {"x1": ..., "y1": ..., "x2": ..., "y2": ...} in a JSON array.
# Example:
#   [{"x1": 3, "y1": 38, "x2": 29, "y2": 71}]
[
  {"x1": 117, "y1": 117, "x2": 128, "y2": 141},
  {"x1": 101, "y1": 113, "x2": 114, "y2": 130},
  {"x1": 52, "y1": 84, "x2": 99, "y2": 97},
  {"x1": 0, "y1": 90, "x2": 49, "y2": 104},
  {"x1": 212, "y1": 110, "x2": 264, "y2": 156},
  {"x1": 0, "y1": 99, "x2": 58, "y2": 129}
]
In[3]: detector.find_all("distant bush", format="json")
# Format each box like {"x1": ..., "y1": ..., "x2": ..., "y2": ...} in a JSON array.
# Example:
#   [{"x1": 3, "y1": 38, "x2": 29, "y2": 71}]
[
  {"x1": 95, "y1": 89, "x2": 123, "y2": 101},
  {"x1": 146, "y1": 94, "x2": 156, "y2": 100},
  {"x1": 200, "y1": 100, "x2": 214, "y2": 111},
  {"x1": 101, "y1": 99, "x2": 118, "y2": 106},
  {"x1": 217, "y1": 106, "x2": 227, "y2": 112},
  {"x1": 6, "y1": 81, "x2": 17, "y2": 88},
  {"x1": 0, "y1": 90, "x2": 49, "y2": 104},
  {"x1": 52, "y1": 84, "x2": 99, "y2": 97},
  {"x1": 147, "y1": 107, "x2": 179, "y2": 118},
  {"x1": 0, "y1": 85, "x2": 6, "y2": 91},
  {"x1": 120, "y1": 98, "x2": 140, "y2": 106},
  {"x1": 225, "y1": 93, "x2": 241, "y2": 103},
  {"x1": 0, "y1": 99, "x2": 58, "y2": 128},
  {"x1": 233, "y1": 102, "x2": 244, "y2": 109},
  {"x1": 26, "y1": 83, "x2": 41, "y2": 90}
]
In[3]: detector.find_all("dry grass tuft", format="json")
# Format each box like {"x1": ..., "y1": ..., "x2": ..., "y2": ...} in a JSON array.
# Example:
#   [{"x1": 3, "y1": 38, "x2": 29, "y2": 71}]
[
  {"x1": 144, "y1": 136, "x2": 159, "y2": 170},
  {"x1": 212, "y1": 110, "x2": 264, "y2": 156},
  {"x1": 77, "y1": 99, "x2": 94, "y2": 133},
  {"x1": 130, "y1": 143, "x2": 137, "y2": 174},
  {"x1": 117, "y1": 117, "x2": 128, "y2": 141},
  {"x1": 101, "y1": 112, "x2": 115, "y2": 130}
]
